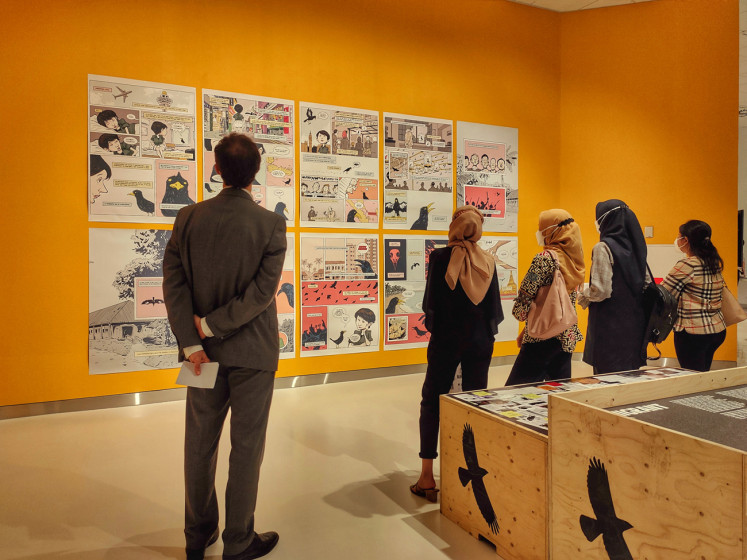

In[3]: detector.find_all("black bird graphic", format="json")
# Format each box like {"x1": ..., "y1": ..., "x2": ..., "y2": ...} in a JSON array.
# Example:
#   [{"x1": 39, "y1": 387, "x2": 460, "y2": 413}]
[
  {"x1": 274, "y1": 202, "x2": 289, "y2": 220},
  {"x1": 330, "y1": 331, "x2": 346, "y2": 347},
  {"x1": 284, "y1": 178, "x2": 292, "y2": 185},
  {"x1": 580, "y1": 457, "x2": 633, "y2": 560},
  {"x1": 412, "y1": 326, "x2": 428, "y2": 337},
  {"x1": 304, "y1": 108, "x2": 316, "y2": 123},
  {"x1": 330, "y1": 281, "x2": 338, "y2": 289},
  {"x1": 418, "y1": 314, "x2": 426, "y2": 322},
  {"x1": 277, "y1": 283, "x2": 294, "y2": 308},
  {"x1": 411, "y1": 262, "x2": 421, "y2": 269},
  {"x1": 362, "y1": 192, "x2": 369, "y2": 200},
  {"x1": 204, "y1": 182, "x2": 214, "y2": 193},
  {"x1": 161, "y1": 172, "x2": 194, "y2": 217},
  {"x1": 458, "y1": 423, "x2": 499, "y2": 535},
  {"x1": 141, "y1": 297, "x2": 164, "y2": 305},
  {"x1": 391, "y1": 165, "x2": 400, "y2": 172},
  {"x1": 410, "y1": 203, "x2": 434, "y2": 230},
  {"x1": 385, "y1": 297, "x2": 400, "y2": 314},
  {"x1": 354, "y1": 259, "x2": 376, "y2": 278},
  {"x1": 129, "y1": 190, "x2": 155, "y2": 215}
]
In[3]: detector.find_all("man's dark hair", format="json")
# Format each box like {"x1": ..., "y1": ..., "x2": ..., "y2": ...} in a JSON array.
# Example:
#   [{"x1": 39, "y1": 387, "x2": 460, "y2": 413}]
[
  {"x1": 317, "y1": 130, "x2": 330, "y2": 141},
  {"x1": 90, "y1": 154, "x2": 112, "y2": 178},
  {"x1": 151, "y1": 121, "x2": 167, "y2": 134},
  {"x1": 214, "y1": 133, "x2": 261, "y2": 188},
  {"x1": 96, "y1": 109, "x2": 118, "y2": 126},
  {"x1": 98, "y1": 133, "x2": 119, "y2": 150},
  {"x1": 355, "y1": 307, "x2": 376, "y2": 324}
]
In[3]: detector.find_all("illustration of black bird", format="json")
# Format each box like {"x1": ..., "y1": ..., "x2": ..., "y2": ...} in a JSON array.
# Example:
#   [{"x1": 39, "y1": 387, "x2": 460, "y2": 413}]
[
  {"x1": 284, "y1": 177, "x2": 292, "y2": 185},
  {"x1": 204, "y1": 182, "x2": 214, "y2": 193},
  {"x1": 330, "y1": 331, "x2": 346, "y2": 347},
  {"x1": 343, "y1": 162, "x2": 360, "y2": 173},
  {"x1": 347, "y1": 208, "x2": 366, "y2": 222},
  {"x1": 580, "y1": 457, "x2": 633, "y2": 560},
  {"x1": 277, "y1": 283, "x2": 294, "y2": 308},
  {"x1": 161, "y1": 172, "x2": 194, "y2": 217},
  {"x1": 354, "y1": 259, "x2": 376, "y2": 278},
  {"x1": 274, "y1": 202, "x2": 289, "y2": 220},
  {"x1": 418, "y1": 314, "x2": 426, "y2": 322},
  {"x1": 128, "y1": 190, "x2": 155, "y2": 215},
  {"x1": 362, "y1": 192, "x2": 369, "y2": 200},
  {"x1": 141, "y1": 297, "x2": 164, "y2": 305},
  {"x1": 412, "y1": 326, "x2": 428, "y2": 337},
  {"x1": 385, "y1": 297, "x2": 401, "y2": 314},
  {"x1": 304, "y1": 108, "x2": 316, "y2": 123},
  {"x1": 411, "y1": 262, "x2": 421, "y2": 269},
  {"x1": 330, "y1": 281, "x2": 338, "y2": 289},
  {"x1": 391, "y1": 165, "x2": 400, "y2": 172},
  {"x1": 411, "y1": 203, "x2": 434, "y2": 230},
  {"x1": 459, "y1": 423, "x2": 499, "y2": 535}
]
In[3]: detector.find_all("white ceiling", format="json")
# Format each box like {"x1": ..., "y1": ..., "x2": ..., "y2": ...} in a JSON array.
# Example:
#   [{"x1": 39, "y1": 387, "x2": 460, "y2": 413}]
[{"x1": 507, "y1": 0, "x2": 655, "y2": 12}]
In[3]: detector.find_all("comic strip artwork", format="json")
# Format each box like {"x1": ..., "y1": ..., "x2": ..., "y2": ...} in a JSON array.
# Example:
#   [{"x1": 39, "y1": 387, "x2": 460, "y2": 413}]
[
  {"x1": 300, "y1": 234, "x2": 379, "y2": 355},
  {"x1": 456, "y1": 122, "x2": 518, "y2": 232},
  {"x1": 383, "y1": 114, "x2": 453, "y2": 231},
  {"x1": 88, "y1": 75, "x2": 197, "y2": 223},
  {"x1": 383, "y1": 235, "x2": 448, "y2": 350},
  {"x1": 89, "y1": 228, "x2": 178, "y2": 374},
  {"x1": 277, "y1": 235, "x2": 295, "y2": 358},
  {"x1": 203, "y1": 91, "x2": 295, "y2": 221},
  {"x1": 299, "y1": 103, "x2": 379, "y2": 228},
  {"x1": 478, "y1": 236, "x2": 519, "y2": 342}
]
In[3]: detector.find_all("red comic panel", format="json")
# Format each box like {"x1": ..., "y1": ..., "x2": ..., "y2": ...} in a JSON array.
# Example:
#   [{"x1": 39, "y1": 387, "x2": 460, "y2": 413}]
[
  {"x1": 464, "y1": 186, "x2": 506, "y2": 218},
  {"x1": 302, "y1": 280, "x2": 378, "y2": 306},
  {"x1": 386, "y1": 313, "x2": 429, "y2": 345},
  {"x1": 301, "y1": 306, "x2": 327, "y2": 350}
]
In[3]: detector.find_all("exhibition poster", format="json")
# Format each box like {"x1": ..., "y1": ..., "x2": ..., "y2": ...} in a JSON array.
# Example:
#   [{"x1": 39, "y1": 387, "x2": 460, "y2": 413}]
[
  {"x1": 383, "y1": 114, "x2": 453, "y2": 231},
  {"x1": 478, "y1": 237, "x2": 520, "y2": 342},
  {"x1": 299, "y1": 103, "x2": 379, "y2": 227},
  {"x1": 383, "y1": 235, "x2": 448, "y2": 350},
  {"x1": 277, "y1": 234, "x2": 296, "y2": 358},
  {"x1": 88, "y1": 75, "x2": 197, "y2": 223},
  {"x1": 202, "y1": 90, "x2": 295, "y2": 222},
  {"x1": 88, "y1": 228, "x2": 179, "y2": 374},
  {"x1": 299, "y1": 234, "x2": 379, "y2": 355},
  {"x1": 456, "y1": 122, "x2": 518, "y2": 232}
]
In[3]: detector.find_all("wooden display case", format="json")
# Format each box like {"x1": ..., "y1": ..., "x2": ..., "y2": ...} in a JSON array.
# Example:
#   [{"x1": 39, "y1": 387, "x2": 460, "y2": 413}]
[
  {"x1": 439, "y1": 367, "x2": 693, "y2": 560},
  {"x1": 548, "y1": 367, "x2": 747, "y2": 559}
]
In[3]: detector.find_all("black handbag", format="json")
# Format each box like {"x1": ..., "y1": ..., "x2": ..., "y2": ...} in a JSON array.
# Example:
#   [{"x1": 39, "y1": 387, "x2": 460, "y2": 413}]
[{"x1": 641, "y1": 263, "x2": 678, "y2": 360}]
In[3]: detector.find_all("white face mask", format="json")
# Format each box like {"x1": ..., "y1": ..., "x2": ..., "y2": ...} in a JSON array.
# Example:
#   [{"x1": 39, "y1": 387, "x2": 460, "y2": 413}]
[
  {"x1": 595, "y1": 205, "x2": 623, "y2": 234},
  {"x1": 674, "y1": 237, "x2": 685, "y2": 251},
  {"x1": 536, "y1": 224, "x2": 558, "y2": 246}
]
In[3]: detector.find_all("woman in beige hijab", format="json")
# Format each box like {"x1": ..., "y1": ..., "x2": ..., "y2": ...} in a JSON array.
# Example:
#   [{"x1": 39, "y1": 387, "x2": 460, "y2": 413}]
[
  {"x1": 505, "y1": 209, "x2": 585, "y2": 385},
  {"x1": 411, "y1": 206, "x2": 504, "y2": 501}
]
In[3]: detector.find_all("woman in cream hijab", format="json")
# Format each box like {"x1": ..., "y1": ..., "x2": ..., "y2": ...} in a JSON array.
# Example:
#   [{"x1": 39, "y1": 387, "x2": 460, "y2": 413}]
[
  {"x1": 411, "y1": 206, "x2": 504, "y2": 501},
  {"x1": 505, "y1": 209, "x2": 585, "y2": 385}
]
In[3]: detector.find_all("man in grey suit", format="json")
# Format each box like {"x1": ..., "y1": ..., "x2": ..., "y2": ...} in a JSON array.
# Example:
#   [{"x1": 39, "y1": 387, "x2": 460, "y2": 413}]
[{"x1": 163, "y1": 133, "x2": 286, "y2": 560}]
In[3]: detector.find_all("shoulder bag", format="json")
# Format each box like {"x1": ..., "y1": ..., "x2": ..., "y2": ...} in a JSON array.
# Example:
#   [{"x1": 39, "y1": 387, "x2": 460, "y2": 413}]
[
  {"x1": 526, "y1": 250, "x2": 577, "y2": 340},
  {"x1": 722, "y1": 284, "x2": 747, "y2": 326}
]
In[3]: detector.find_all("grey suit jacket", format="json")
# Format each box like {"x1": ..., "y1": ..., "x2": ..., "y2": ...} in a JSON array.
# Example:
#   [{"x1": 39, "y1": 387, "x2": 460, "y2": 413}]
[{"x1": 163, "y1": 187, "x2": 287, "y2": 371}]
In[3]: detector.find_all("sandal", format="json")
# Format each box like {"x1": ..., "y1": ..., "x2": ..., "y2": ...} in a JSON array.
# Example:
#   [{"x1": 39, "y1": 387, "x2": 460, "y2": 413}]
[{"x1": 410, "y1": 483, "x2": 440, "y2": 503}]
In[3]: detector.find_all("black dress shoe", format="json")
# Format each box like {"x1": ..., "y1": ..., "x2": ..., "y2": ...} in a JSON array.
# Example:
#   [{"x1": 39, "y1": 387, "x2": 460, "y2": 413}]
[
  {"x1": 223, "y1": 531, "x2": 279, "y2": 560},
  {"x1": 186, "y1": 528, "x2": 220, "y2": 560}
]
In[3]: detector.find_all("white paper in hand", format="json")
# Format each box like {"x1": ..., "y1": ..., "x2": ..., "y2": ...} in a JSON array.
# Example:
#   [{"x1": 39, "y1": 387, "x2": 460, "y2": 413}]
[{"x1": 176, "y1": 361, "x2": 219, "y2": 389}]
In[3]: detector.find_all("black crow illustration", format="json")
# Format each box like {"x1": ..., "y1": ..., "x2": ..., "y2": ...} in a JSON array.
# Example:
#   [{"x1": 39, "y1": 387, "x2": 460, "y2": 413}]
[
  {"x1": 580, "y1": 457, "x2": 633, "y2": 560},
  {"x1": 418, "y1": 314, "x2": 426, "y2": 322},
  {"x1": 410, "y1": 203, "x2": 434, "y2": 230},
  {"x1": 385, "y1": 202, "x2": 394, "y2": 213},
  {"x1": 277, "y1": 283, "x2": 294, "y2": 308},
  {"x1": 330, "y1": 281, "x2": 338, "y2": 289},
  {"x1": 141, "y1": 297, "x2": 164, "y2": 305},
  {"x1": 274, "y1": 201, "x2": 289, "y2": 220},
  {"x1": 354, "y1": 259, "x2": 376, "y2": 279},
  {"x1": 204, "y1": 182, "x2": 214, "y2": 193},
  {"x1": 129, "y1": 190, "x2": 155, "y2": 215},
  {"x1": 304, "y1": 108, "x2": 316, "y2": 123},
  {"x1": 412, "y1": 326, "x2": 428, "y2": 337},
  {"x1": 385, "y1": 297, "x2": 400, "y2": 315},
  {"x1": 459, "y1": 423, "x2": 499, "y2": 535},
  {"x1": 330, "y1": 331, "x2": 346, "y2": 347},
  {"x1": 391, "y1": 165, "x2": 400, "y2": 172},
  {"x1": 284, "y1": 178, "x2": 292, "y2": 185},
  {"x1": 362, "y1": 192, "x2": 369, "y2": 200},
  {"x1": 347, "y1": 208, "x2": 366, "y2": 222},
  {"x1": 411, "y1": 262, "x2": 421, "y2": 269},
  {"x1": 161, "y1": 172, "x2": 194, "y2": 217}
]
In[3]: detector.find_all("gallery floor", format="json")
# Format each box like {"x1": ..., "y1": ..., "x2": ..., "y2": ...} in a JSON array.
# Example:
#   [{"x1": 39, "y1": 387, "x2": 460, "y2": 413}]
[{"x1": 0, "y1": 360, "x2": 590, "y2": 560}]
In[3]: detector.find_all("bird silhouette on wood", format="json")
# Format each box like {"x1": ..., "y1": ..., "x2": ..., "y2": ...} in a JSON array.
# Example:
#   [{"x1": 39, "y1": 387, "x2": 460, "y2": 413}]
[
  {"x1": 458, "y1": 423, "x2": 499, "y2": 535},
  {"x1": 580, "y1": 457, "x2": 633, "y2": 560}
]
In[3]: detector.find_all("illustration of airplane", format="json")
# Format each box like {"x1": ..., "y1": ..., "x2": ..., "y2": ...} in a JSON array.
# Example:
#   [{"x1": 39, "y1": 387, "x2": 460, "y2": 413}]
[{"x1": 113, "y1": 86, "x2": 132, "y2": 102}]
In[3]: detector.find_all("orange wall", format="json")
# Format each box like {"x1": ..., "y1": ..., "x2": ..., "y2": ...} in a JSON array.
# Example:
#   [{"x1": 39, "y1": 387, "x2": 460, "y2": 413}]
[
  {"x1": 0, "y1": 0, "x2": 561, "y2": 406},
  {"x1": 559, "y1": 0, "x2": 738, "y2": 360}
]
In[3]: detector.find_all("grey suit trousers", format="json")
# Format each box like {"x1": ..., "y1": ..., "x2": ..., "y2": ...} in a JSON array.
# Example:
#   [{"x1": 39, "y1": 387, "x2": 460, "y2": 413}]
[{"x1": 184, "y1": 365, "x2": 275, "y2": 556}]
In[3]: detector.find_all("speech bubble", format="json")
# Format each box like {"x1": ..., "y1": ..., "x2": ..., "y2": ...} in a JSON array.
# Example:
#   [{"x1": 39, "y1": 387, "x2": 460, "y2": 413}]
[
  {"x1": 127, "y1": 114, "x2": 136, "y2": 120},
  {"x1": 403, "y1": 290, "x2": 414, "y2": 298},
  {"x1": 354, "y1": 201, "x2": 364, "y2": 209},
  {"x1": 341, "y1": 316, "x2": 349, "y2": 323},
  {"x1": 274, "y1": 190, "x2": 285, "y2": 197},
  {"x1": 357, "y1": 243, "x2": 369, "y2": 253},
  {"x1": 254, "y1": 192, "x2": 264, "y2": 201},
  {"x1": 273, "y1": 146, "x2": 291, "y2": 156},
  {"x1": 317, "y1": 111, "x2": 329, "y2": 120},
  {"x1": 333, "y1": 308, "x2": 347, "y2": 317},
  {"x1": 172, "y1": 123, "x2": 185, "y2": 131},
  {"x1": 123, "y1": 137, "x2": 138, "y2": 145},
  {"x1": 271, "y1": 169, "x2": 286, "y2": 178}
]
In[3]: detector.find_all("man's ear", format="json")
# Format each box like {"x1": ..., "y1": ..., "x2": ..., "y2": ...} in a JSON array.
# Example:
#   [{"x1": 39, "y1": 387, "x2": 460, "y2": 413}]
[{"x1": 213, "y1": 162, "x2": 220, "y2": 174}]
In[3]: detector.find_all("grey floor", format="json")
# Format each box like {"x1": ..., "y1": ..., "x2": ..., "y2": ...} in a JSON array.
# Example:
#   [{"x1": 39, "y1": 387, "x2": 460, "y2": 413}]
[{"x1": 0, "y1": 361, "x2": 594, "y2": 560}]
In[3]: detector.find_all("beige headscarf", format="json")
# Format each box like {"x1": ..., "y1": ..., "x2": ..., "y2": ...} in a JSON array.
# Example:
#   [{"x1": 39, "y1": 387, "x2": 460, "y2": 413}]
[
  {"x1": 445, "y1": 206, "x2": 496, "y2": 305},
  {"x1": 539, "y1": 209, "x2": 585, "y2": 293}
]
